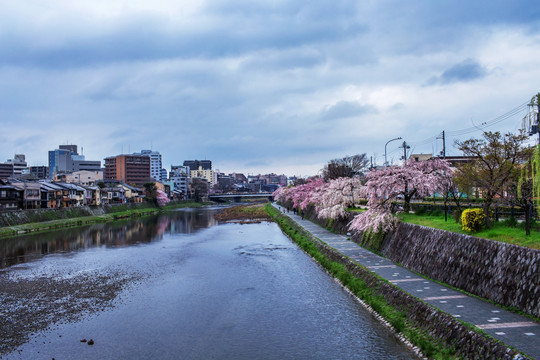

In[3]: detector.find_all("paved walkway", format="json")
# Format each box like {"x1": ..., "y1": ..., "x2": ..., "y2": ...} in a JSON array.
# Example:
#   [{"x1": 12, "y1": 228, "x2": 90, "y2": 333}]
[{"x1": 273, "y1": 203, "x2": 539, "y2": 359}]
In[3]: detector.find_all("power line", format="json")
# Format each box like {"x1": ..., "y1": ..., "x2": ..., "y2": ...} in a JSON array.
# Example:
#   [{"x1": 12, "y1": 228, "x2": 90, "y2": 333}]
[{"x1": 407, "y1": 101, "x2": 529, "y2": 152}]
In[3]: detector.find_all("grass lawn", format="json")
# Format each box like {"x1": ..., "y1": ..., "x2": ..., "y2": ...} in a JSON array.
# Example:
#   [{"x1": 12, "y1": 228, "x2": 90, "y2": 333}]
[
  {"x1": 398, "y1": 213, "x2": 540, "y2": 250},
  {"x1": 214, "y1": 203, "x2": 271, "y2": 221}
]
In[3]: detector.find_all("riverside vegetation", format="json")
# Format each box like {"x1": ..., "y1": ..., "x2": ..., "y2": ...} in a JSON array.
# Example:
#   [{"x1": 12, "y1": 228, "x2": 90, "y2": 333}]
[
  {"x1": 0, "y1": 201, "x2": 208, "y2": 239},
  {"x1": 214, "y1": 203, "x2": 272, "y2": 223}
]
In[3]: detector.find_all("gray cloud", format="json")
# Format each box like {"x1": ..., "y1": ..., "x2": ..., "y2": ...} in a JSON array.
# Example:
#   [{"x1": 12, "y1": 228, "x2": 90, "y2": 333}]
[
  {"x1": 319, "y1": 101, "x2": 377, "y2": 121},
  {"x1": 426, "y1": 59, "x2": 488, "y2": 85}
]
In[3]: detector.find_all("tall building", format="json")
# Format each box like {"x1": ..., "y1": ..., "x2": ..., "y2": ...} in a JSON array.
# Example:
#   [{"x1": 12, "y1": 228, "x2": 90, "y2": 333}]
[
  {"x1": 104, "y1": 154, "x2": 151, "y2": 187},
  {"x1": 190, "y1": 166, "x2": 217, "y2": 188},
  {"x1": 29, "y1": 166, "x2": 49, "y2": 180},
  {"x1": 0, "y1": 163, "x2": 13, "y2": 178},
  {"x1": 48, "y1": 145, "x2": 101, "y2": 178},
  {"x1": 136, "y1": 150, "x2": 163, "y2": 182},
  {"x1": 5, "y1": 154, "x2": 27, "y2": 176},
  {"x1": 183, "y1": 160, "x2": 211, "y2": 172},
  {"x1": 169, "y1": 165, "x2": 190, "y2": 197}
]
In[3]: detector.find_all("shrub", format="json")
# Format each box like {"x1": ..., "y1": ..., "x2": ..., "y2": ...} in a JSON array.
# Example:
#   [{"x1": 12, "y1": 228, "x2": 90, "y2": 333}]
[
  {"x1": 414, "y1": 206, "x2": 426, "y2": 216},
  {"x1": 502, "y1": 216, "x2": 518, "y2": 228},
  {"x1": 461, "y1": 208, "x2": 485, "y2": 232},
  {"x1": 429, "y1": 208, "x2": 443, "y2": 217}
]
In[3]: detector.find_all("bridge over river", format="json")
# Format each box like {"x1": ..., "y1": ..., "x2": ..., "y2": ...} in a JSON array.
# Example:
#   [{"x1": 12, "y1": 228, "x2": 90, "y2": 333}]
[{"x1": 208, "y1": 192, "x2": 274, "y2": 202}]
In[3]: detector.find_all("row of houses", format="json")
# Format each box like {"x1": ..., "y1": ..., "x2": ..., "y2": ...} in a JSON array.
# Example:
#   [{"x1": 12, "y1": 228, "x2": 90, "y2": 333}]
[{"x1": 0, "y1": 179, "x2": 146, "y2": 211}]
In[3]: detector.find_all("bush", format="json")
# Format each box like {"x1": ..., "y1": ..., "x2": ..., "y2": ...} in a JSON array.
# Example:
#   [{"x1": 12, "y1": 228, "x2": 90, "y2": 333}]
[
  {"x1": 414, "y1": 206, "x2": 426, "y2": 216},
  {"x1": 429, "y1": 208, "x2": 443, "y2": 217},
  {"x1": 461, "y1": 208, "x2": 485, "y2": 232},
  {"x1": 502, "y1": 216, "x2": 518, "y2": 228}
]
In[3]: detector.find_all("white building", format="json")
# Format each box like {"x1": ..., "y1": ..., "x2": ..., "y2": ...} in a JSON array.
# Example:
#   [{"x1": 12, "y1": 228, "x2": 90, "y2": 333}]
[
  {"x1": 139, "y1": 150, "x2": 163, "y2": 182},
  {"x1": 5, "y1": 154, "x2": 27, "y2": 176},
  {"x1": 55, "y1": 170, "x2": 104, "y2": 186},
  {"x1": 169, "y1": 165, "x2": 190, "y2": 198},
  {"x1": 190, "y1": 166, "x2": 217, "y2": 188}
]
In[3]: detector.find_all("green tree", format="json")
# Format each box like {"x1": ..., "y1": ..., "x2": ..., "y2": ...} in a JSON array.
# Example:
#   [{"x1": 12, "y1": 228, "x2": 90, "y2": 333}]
[
  {"x1": 455, "y1": 130, "x2": 531, "y2": 227},
  {"x1": 513, "y1": 145, "x2": 540, "y2": 235},
  {"x1": 143, "y1": 182, "x2": 158, "y2": 204}
]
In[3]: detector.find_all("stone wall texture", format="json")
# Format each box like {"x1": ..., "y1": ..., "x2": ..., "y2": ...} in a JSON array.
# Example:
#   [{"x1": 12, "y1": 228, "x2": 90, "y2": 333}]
[{"x1": 378, "y1": 222, "x2": 540, "y2": 318}]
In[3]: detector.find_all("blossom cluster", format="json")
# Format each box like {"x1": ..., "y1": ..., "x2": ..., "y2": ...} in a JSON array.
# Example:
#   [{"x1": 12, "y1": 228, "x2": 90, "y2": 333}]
[
  {"x1": 273, "y1": 159, "x2": 452, "y2": 235},
  {"x1": 273, "y1": 177, "x2": 366, "y2": 219},
  {"x1": 156, "y1": 189, "x2": 170, "y2": 207}
]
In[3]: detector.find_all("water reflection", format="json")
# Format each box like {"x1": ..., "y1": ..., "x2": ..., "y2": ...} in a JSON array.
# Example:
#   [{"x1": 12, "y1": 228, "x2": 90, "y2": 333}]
[{"x1": 0, "y1": 207, "x2": 219, "y2": 269}]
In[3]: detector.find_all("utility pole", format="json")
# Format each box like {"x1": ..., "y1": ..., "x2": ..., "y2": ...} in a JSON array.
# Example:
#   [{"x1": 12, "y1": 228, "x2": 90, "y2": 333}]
[
  {"x1": 441, "y1": 130, "x2": 446, "y2": 158},
  {"x1": 437, "y1": 131, "x2": 446, "y2": 158},
  {"x1": 525, "y1": 93, "x2": 540, "y2": 144},
  {"x1": 400, "y1": 141, "x2": 410, "y2": 166}
]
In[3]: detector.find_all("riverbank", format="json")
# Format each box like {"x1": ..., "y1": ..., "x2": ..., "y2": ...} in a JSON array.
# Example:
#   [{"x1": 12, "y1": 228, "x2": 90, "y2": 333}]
[
  {"x1": 214, "y1": 203, "x2": 272, "y2": 223},
  {"x1": 0, "y1": 201, "x2": 208, "y2": 239},
  {"x1": 267, "y1": 203, "x2": 533, "y2": 359}
]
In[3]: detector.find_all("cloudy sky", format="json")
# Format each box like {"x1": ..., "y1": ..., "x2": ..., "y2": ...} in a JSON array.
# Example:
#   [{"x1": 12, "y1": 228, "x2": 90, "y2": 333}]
[{"x1": 1, "y1": 0, "x2": 539, "y2": 177}]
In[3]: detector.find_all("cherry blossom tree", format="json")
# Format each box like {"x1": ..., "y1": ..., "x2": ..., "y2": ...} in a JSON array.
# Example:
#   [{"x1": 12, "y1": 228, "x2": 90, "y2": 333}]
[
  {"x1": 272, "y1": 177, "x2": 326, "y2": 211},
  {"x1": 287, "y1": 177, "x2": 326, "y2": 210},
  {"x1": 156, "y1": 190, "x2": 170, "y2": 207},
  {"x1": 272, "y1": 186, "x2": 289, "y2": 203},
  {"x1": 348, "y1": 207, "x2": 399, "y2": 234},
  {"x1": 368, "y1": 158, "x2": 452, "y2": 213},
  {"x1": 349, "y1": 158, "x2": 452, "y2": 233},
  {"x1": 317, "y1": 177, "x2": 366, "y2": 219}
]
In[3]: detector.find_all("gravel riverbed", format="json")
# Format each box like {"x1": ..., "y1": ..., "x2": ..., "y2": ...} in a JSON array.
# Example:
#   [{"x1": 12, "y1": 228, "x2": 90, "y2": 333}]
[{"x1": 0, "y1": 268, "x2": 143, "y2": 355}]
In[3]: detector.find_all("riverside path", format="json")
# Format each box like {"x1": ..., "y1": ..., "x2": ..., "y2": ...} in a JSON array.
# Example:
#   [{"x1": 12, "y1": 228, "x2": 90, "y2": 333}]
[{"x1": 272, "y1": 203, "x2": 539, "y2": 360}]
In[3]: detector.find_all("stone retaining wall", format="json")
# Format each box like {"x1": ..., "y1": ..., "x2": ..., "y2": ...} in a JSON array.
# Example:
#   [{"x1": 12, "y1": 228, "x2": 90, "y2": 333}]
[{"x1": 377, "y1": 222, "x2": 540, "y2": 318}]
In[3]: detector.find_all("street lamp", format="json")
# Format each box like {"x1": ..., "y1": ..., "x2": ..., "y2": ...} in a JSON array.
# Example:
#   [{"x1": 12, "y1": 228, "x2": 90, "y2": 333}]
[{"x1": 385, "y1": 137, "x2": 402, "y2": 167}]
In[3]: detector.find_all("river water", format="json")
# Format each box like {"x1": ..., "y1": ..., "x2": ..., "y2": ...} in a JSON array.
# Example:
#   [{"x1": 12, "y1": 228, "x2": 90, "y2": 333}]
[{"x1": 0, "y1": 207, "x2": 415, "y2": 359}]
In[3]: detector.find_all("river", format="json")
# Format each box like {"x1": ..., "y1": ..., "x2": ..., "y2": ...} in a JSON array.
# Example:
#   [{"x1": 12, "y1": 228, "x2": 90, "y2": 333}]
[{"x1": 0, "y1": 207, "x2": 416, "y2": 359}]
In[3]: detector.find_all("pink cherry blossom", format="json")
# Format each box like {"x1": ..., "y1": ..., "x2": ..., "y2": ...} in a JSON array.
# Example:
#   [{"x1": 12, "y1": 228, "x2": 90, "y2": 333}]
[{"x1": 156, "y1": 189, "x2": 170, "y2": 207}]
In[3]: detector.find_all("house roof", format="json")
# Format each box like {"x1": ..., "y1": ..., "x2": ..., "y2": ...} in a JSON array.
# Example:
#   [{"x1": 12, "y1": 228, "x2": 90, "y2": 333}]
[
  {"x1": 40, "y1": 182, "x2": 65, "y2": 191},
  {"x1": 0, "y1": 185, "x2": 20, "y2": 190},
  {"x1": 56, "y1": 182, "x2": 86, "y2": 191}
]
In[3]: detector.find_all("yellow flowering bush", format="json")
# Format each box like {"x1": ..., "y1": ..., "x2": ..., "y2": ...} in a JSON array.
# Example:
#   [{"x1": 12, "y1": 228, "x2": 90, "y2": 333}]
[{"x1": 461, "y1": 208, "x2": 485, "y2": 232}]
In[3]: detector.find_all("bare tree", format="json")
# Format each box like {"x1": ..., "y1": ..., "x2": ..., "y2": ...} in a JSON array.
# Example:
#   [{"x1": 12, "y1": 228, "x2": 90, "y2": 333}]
[
  {"x1": 322, "y1": 154, "x2": 370, "y2": 180},
  {"x1": 190, "y1": 178, "x2": 209, "y2": 202}
]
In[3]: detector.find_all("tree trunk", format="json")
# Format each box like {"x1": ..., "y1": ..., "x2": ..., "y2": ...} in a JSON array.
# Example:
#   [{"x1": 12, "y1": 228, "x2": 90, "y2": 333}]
[
  {"x1": 444, "y1": 197, "x2": 448, "y2": 222},
  {"x1": 525, "y1": 202, "x2": 532, "y2": 236},
  {"x1": 483, "y1": 196, "x2": 493, "y2": 228}
]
